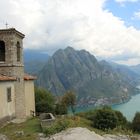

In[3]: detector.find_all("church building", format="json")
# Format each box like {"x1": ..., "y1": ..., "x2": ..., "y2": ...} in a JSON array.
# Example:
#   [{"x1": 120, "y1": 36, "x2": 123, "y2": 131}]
[{"x1": 0, "y1": 28, "x2": 36, "y2": 123}]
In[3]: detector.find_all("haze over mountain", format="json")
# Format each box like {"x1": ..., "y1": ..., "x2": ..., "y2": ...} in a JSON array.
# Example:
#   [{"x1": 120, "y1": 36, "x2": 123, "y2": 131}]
[
  {"x1": 36, "y1": 47, "x2": 139, "y2": 102},
  {"x1": 24, "y1": 50, "x2": 49, "y2": 74}
]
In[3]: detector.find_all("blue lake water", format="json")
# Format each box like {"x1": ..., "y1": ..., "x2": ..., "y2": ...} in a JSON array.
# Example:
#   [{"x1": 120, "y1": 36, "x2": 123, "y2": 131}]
[
  {"x1": 112, "y1": 94, "x2": 140, "y2": 121},
  {"x1": 76, "y1": 94, "x2": 140, "y2": 121}
]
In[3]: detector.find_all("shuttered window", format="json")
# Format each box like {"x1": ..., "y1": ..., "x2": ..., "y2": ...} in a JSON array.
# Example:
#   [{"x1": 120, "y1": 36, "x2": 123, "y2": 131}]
[{"x1": 7, "y1": 87, "x2": 12, "y2": 102}]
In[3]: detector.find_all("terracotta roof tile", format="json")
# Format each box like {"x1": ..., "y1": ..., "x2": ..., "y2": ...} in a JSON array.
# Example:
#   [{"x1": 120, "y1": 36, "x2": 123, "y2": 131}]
[
  {"x1": 0, "y1": 75, "x2": 16, "y2": 81},
  {"x1": 24, "y1": 73, "x2": 36, "y2": 80},
  {"x1": 0, "y1": 73, "x2": 36, "y2": 81}
]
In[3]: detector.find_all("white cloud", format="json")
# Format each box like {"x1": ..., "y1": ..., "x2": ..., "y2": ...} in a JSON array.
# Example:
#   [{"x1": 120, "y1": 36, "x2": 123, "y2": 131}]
[
  {"x1": 0, "y1": 0, "x2": 140, "y2": 65},
  {"x1": 133, "y1": 10, "x2": 140, "y2": 20},
  {"x1": 115, "y1": 58, "x2": 140, "y2": 66}
]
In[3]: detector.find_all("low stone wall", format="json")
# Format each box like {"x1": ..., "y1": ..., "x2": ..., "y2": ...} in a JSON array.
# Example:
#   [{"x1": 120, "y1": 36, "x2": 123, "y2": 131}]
[{"x1": 40, "y1": 113, "x2": 55, "y2": 129}]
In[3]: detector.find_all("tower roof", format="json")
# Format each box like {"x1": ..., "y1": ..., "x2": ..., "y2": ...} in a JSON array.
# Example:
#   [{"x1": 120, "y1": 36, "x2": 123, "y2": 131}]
[
  {"x1": 0, "y1": 75, "x2": 16, "y2": 81},
  {"x1": 0, "y1": 28, "x2": 25, "y2": 38},
  {"x1": 24, "y1": 73, "x2": 37, "y2": 80},
  {"x1": 0, "y1": 74, "x2": 36, "y2": 81}
]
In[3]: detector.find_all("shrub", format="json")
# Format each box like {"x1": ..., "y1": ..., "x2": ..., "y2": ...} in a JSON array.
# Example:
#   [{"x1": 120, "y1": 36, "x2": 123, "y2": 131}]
[
  {"x1": 61, "y1": 91, "x2": 76, "y2": 114},
  {"x1": 35, "y1": 87, "x2": 55, "y2": 113},
  {"x1": 132, "y1": 112, "x2": 140, "y2": 132},
  {"x1": 76, "y1": 110, "x2": 96, "y2": 121},
  {"x1": 93, "y1": 107, "x2": 118, "y2": 130},
  {"x1": 77, "y1": 106, "x2": 128, "y2": 130},
  {"x1": 44, "y1": 119, "x2": 70, "y2": 136},
  {"x1": 55, "y1": 103, "x2": 67, "y2": 115},
  {"x1": 114, "y1": 110, "x2": 127, "y2": 127}
]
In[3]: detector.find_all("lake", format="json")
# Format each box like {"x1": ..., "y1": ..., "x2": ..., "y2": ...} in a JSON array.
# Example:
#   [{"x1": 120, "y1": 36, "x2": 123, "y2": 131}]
[
  {"x1": 112, "y1": 94, "x2": 140, "y2": 121},
  {"x1": 76, "y1": 93, "x2": 140, "y2": 121}
]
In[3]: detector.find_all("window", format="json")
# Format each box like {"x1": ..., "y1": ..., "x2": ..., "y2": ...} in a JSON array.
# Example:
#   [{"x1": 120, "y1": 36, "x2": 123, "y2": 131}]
[
  {"x1": 17, "y1": 41, "x2": 20, "y2": 61},
  {"x1": 7, "y1": 87, "x2": 12, "y2": 102},
  {"x1": 0, "y1": 41, "x2": 5, "y2": 61}
]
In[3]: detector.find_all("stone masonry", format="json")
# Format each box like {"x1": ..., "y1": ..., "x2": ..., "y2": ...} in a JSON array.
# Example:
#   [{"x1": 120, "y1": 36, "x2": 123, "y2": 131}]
[{"x1": 0, "y1": 28, "x2": 26, "y2": 118}]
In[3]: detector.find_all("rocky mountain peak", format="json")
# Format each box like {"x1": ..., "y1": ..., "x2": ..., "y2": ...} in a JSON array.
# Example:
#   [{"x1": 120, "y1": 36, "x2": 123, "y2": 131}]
[{"x1": 36, "y1": 47, "x2": 139, "y2": 104}]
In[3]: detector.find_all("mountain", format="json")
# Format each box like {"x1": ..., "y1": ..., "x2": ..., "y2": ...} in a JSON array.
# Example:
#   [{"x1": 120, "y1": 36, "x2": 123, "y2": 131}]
[
  {"x1": 130, "y1": 64, "x2": 140, "y2": 75},
  {"x1": 107, "y1": 61, "x2": 140, "y2": 86},
  {"x1": 24, "y1": 49, "x2": 49, "y2": 74},
  {"x1": 36, "y1": 47, "x2": 139, "y2": 102}
]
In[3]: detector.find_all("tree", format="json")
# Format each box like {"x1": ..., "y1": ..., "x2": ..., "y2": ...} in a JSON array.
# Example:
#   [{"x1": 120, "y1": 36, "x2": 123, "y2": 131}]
[
  {"x1": 132, "y1": 112, "x2": 140, "y2": 132},
  {"x1": 35, "y1": 87, "x2": 55, "y2": 113},
  {"x1": 61, "y1": 91, "x2": 76, "y2": 114},
  {"x1": 55, "y1": 103, "x2": 67, "y2": 115},
  {"x1": 93, "y1": 107, "x2": 118, "y2": 130},
  {"x1": 114, "y1": 110, "x2": 127, "y2": 127}
]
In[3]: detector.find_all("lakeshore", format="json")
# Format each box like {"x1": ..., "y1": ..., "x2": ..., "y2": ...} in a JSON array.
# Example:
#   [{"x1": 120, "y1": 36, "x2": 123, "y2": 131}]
[{"x1": 76, "y1": 93, "x2": 140, "y2": 121}]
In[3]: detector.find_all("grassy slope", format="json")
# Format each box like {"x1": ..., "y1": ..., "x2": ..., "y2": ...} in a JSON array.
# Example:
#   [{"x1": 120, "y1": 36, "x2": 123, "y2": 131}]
[
  {"x1": 0, "y1": 116, "x2": 97, "y2": 140},
  {"x1": 0, "y1": 116, "x2": 135, "y2": 140},
  {"x1": 0, "y1": 118, "x2": 41, "y2": 140}
]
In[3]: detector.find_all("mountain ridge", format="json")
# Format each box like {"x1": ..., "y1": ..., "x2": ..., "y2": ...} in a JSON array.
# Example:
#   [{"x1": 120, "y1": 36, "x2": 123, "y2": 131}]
[{"x1": 36, "y1": 47, "x2": 139, "y2": 104}]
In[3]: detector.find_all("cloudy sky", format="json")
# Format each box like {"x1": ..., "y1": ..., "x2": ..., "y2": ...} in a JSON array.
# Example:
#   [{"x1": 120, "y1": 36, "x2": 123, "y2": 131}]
[{"x1": 0, "y1": 0, "x2": 140, "y2": 65}]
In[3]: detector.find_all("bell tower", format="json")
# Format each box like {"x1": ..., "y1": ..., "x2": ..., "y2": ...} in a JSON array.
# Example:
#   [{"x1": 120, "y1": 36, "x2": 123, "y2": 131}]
[{"x1": 0, "y1": 28, "x2": 26, "y2": 118}]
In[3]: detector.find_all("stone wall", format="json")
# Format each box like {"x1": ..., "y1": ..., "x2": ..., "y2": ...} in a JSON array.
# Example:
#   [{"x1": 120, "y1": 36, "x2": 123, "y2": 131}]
[
  {"x1": 0, "y1": 30, "x2": 24, "y2": 65},
  {"x1": 0, "y1": 29, "x2": 26, "y2": 119}
]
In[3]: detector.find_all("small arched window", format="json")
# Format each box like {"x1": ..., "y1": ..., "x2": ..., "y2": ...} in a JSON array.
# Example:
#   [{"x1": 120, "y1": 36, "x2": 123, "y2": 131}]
[
  {"x1": 0, "y1": 41, "x2": 5, "y2": 61},
  {"x1": 17, "y1": 42, "x2": 20, "y2": 61}
]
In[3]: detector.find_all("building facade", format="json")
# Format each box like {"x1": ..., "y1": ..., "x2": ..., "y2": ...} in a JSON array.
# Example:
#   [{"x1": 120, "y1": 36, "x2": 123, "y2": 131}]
[{"x1": 0, "y1": 28, "x2": 35, "y2": 123}]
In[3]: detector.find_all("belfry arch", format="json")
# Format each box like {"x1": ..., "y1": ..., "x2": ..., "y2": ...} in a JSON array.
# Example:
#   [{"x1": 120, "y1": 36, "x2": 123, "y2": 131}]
[
  {"x1": 17, "y1": 41, "x2": 20, "y2": 61},
  {"x1": 0, "y1": 40, "x2": 5, "y2": 61}
]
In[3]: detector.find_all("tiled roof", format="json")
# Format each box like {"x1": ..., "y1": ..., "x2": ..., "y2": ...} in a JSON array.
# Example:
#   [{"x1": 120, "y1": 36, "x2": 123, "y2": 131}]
[
  {"x1": 0, "y1": 75, "x2": 16, "y2": 81},
  {"x1": 0, "y1": 74, "x2": 36, "y2": 81},
  {"x1": 24, "y1": 74, "x2": 36, "y2": 80}
]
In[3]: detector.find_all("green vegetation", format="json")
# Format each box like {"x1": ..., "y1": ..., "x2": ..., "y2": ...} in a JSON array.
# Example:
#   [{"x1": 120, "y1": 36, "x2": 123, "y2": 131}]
[
  {"x1": 35, "y1": 87, "x2": 76, "y2": 115},
  {"x1": 115, "y1": 110, "x2": 127, "y2": 127},
  {"x1": 1, "y1": 109, "x2": 140, "y2": 139},
  {"x1": 0, "y1": 116, "x2": 94, "y2": 139},
  {"x1": 76, "y1": 106, "x2": 128, "y2": 131},
  {"x1": 61, "y1": 91, "x2": 76, "y2": 114},
  {"x1": 34, "y1": 87, "x2": 140, "y2": 135},
  {"x1": 0, "y1": 118, "x2": 41, "y2": 140},
  {"x1": 93, "y1": 107, "x2": 118, "y2": 130},
  {"x1": 35, "y1": 87, "x2": 55, "y2": 113},
  {"x1": 132, "y1": 112, "x2": 140, "y2": 132},
  {"x1": 43, "y1": 116, "x2": 94, "y2": 136},
  {"x1": 55, "y1": 103, "x2": 67, "y2": 115},
  {"x1": 1, "y1": 90, "x2": 140, "y2": 139},
  {"x1": 54, "y1": 91, "x2": 76, "y2": 115}
]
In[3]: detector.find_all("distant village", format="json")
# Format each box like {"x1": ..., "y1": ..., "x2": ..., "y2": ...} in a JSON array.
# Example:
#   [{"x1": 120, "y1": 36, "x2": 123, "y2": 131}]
[{"x1": 77, "y1": 95, "x2": 130, "y2": 108}]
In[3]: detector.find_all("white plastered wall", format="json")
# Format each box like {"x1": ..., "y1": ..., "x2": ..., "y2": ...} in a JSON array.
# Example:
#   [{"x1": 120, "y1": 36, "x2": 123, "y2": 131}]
[
  {"x1": 24, "y1": 80, "x2": 35, "y2": 117},
  {"x1": 0, "y1": 81, "x2": 16, "y2": 119}
]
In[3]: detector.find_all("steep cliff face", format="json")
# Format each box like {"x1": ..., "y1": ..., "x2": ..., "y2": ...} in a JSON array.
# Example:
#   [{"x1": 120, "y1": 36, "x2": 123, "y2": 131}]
[{"x1": 36, "y1": 47, "x2": 138, "y2": 99}]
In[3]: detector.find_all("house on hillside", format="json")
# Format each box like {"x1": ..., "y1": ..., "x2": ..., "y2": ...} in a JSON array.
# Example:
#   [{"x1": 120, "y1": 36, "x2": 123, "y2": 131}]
[{"x1": 0, "y1": 28, "x2": 36, "y2": 123}]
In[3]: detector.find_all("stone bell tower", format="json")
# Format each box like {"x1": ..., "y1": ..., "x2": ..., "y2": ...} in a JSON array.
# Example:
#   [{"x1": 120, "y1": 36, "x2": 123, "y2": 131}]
[{"x1": 0, "y1": 28, "x2": 26, "y2": 118}]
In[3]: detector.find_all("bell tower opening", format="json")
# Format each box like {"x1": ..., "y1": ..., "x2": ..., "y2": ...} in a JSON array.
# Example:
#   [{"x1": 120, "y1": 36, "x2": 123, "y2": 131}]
[
  {"x1": 17, "y1": 41, "x2": 21, "y2": 62},
  {"x1": 0, "y1": 40, "x2": 5, "y2": 62}
]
